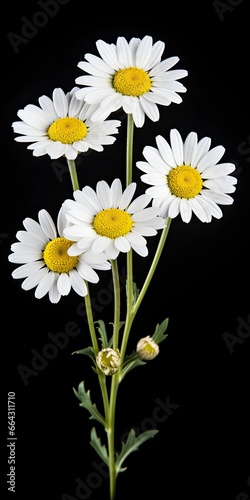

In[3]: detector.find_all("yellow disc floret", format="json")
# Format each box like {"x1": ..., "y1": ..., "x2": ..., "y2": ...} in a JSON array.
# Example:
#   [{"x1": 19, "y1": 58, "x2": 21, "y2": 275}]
[
  {"x1": 167, "y1": 165, "x2": 203, "y2": 199},
  {"x1": 43, "y1": 237, "x2": 78, "y2": 273},
  {"x1": 113, "y1": 67, "x2": 151, "y2": 97},
  {"x1": 93, "y1": 208, "x2": 133, "y2": 238},
  {"x1": 48, "y1": 117, "x2": 88, "y2": 144}
]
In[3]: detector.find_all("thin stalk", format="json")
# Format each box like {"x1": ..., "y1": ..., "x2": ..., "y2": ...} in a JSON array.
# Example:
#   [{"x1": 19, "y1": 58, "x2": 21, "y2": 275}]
[
  {"x1": 132, "y1": 217, "x2": 172, "y2": 316},
  {"x1": 84, "y1": 287, "x2": 110, "y2": 415},
  {"x1": 111, "y1": 259, "x2": 120, "y2": 351},
  {"x1": 126, "y1": 114, "x2": 134, "y2": 186},
  {"x1": 67, "y1": 158, "x2": 80, "y2": 191}
]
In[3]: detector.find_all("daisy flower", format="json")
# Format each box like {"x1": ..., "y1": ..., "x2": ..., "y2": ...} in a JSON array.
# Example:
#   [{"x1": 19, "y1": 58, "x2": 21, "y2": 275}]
[
  {"x1": 63, "y1": 178, "x2": 166, "y2": 260},
  {"x1": 136, "y1": 128, "x2": 237, "y2": 223},
  {"x1": 75, "y1": 35, "x2": 188, "y2": 128},
  {"x1": 12, "y1": 87, "x2": 121, "y2": 160},
  {"x1": 8, "y1": 206, "x2": 111, "y2": 303}
]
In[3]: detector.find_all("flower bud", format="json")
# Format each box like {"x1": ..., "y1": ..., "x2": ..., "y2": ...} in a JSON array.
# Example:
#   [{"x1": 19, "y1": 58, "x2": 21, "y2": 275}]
[
  {"x1": 136, "y1": 336, "x2": 159, "y2": 360},
  {"x1": 96, "y1": 348, "x2": 121, "y2": 375}
]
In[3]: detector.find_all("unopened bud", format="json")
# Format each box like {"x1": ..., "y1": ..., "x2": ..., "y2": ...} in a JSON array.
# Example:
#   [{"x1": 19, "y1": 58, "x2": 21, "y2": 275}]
[
  {"x1": 136, "y1": 336, "x2": 159, "y2": 360},
  {"x1": 96, "y1": 348, "x2": 121, "y2": 375}
]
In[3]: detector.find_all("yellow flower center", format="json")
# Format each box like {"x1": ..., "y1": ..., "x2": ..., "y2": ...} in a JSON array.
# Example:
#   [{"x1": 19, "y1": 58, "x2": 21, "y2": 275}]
[
  {"x1": 43, "y1": 237, "x2": 78, "y2": 273},
  {"x1": 113, "y1": 67, "x2": 151, "y2": 97},
  {"x1": 93, "y1": 208, "x2": 133, "y2": 239},
  {"x1": 48, "y1": 117, "x2": 88, "y2": 144},
  {"x1": 167, "y1": 165, "x2": 203, "y2": 199}
]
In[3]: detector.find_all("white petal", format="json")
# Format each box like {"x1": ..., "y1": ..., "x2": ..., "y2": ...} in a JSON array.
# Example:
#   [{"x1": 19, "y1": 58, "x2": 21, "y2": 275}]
[
  {"x1": 57, "y1": 273, "x2": 71, "y2": 296},
  {"x1": 34, "y1": 271, "x2": 56, "y2": 298},
  {"x1": 77, "y1": 262, "x2": 99, "y2": 283},
  {"x1": 21, "y1": 267, "x2": 49, "y2": 291},
  {"x1": 92, "y1": 236, "x2": 111, "y2": 253},
  {"x1": 119, "y1": 183, "x2": 137, "y2": 209},
  {"x1": 96, "y1": 180, "x2": 112, "y2": 208},
  {"x1": 69, "y1": 269, "x2": 88, "y2": 297},
  {"x1": 179, "y1": 199, "x2": 192, "y2": 223},
  {"x1": 115, "y1": 236, "x2": 131, "y2": 253},
  {"x1": 168, "y1": 197, "x2": 181, "y2": 219},
  {"x1": 11, "y1": 261, "x2": 44, "y2": 279},
  {"x1": 38, "y1": 209, "x2": 57, "y2": 240},
  {"x1": 128, "y1": 194, "x2": 151, "y2": 213},
  {"x1": 155, "y1": 135, "x2": 176, "y2": 168},
  {"x1": 170, "y1": 129, "x2": 184, "y2": 166},
  {"x1": 52, "y1": 88, "x2": 68, "y2": 117},
  {"x1": 196, "y1": 146, "x2": 225, "y2": 173}
]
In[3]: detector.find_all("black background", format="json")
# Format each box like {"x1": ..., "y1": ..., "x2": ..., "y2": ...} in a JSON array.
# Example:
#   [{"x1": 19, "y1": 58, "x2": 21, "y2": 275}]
[{"x1": 1, "y1": 1, "x2": 250, "y2": 499}]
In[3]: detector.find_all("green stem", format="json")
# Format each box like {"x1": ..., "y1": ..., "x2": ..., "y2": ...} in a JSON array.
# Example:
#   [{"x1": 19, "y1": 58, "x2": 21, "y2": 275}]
[
  {"x1": 126, "y1": 114, "x2": 134, "y2": 186},
  {"x1": 111, "y1": 259, "x2": 120, "y2": 351},
  {"x1": 132, "y1": 217, "x2": 172, "y2": 316},
  {"x1": 118, "y1": 217, "x2": 172, "y2": 364},
  {"x1": 107, "y1": 372, "x2": 119, "y2": 500},
  {"x1": 84, "y1": 286, "x2": 99, "y2": 355},
  {"x1": 84, "y1": 286, "x2": 110, "y2": 423},
  {"x1": 67, "y1": 158, "x2": 80, "y2": 191}
]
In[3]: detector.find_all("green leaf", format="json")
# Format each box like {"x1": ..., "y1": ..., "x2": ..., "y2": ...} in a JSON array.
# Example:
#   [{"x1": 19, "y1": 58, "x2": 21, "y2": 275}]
[
  {"x1": 115, "y1": 428, "x2": 159, "y2": 474},
  {"x1": 95, "y1": 319, "x2": 108, "y2": 348},
  {"x1": 152, "y1": 318, "x2": 169, "y2": 344},
  {"x1": 120, "y1": 351, "x2": 146, "y2": 381},
  {"x1": 132, "y1": 281, "x2": 140, "y2": 304},
  {"x1": 90, "y1": 427, "x2": 109, "y2": 466},
  {"x1": 71, "y1": 346, "x2": 96, "y2": 364},
  {"x1": 73, "y1": 381, "x2": 105, "y2": 427}
]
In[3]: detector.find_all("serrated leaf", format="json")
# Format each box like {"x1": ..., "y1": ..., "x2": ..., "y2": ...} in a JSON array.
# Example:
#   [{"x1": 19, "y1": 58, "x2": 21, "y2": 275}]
[
  {"x1": 95, "y1": 319, "x2": 108, "y2": 348},
  {"x1": 120, "y1": 351, "x2": 146, "y2": 381},
  {"x1": 73, "y1": 381, "x2": 105, "y2": 427},
  {"x1": 152, "y1": 318, "x2": 169, "y2": 344},
  {"x1": 71, "y1": 346, "x2": 96, "y2": 363},
  {"x1": 115, "y1": 428, "x2": 159, "y2": 474},
  {"x1": 90, "y1": 427, "x2": 109, "y2": 466}
]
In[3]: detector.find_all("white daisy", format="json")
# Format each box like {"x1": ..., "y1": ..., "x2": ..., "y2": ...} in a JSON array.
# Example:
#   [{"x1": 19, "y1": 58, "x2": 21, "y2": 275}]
[
  {"x1": 136, "y1": 128, "x2": 237, "y2": 223},
  {"x1": 12, "y1": 87, "x2": 121, "y2": 160},
  {"x1": 8, "y1": 206, "x2": 111, "y2": 303},
  {"x1": 63, "y1": 178, "x2": 166, "y2": 260},
  {"x1": 75, "y1": 35, "x2": 188, "y2": 128}
]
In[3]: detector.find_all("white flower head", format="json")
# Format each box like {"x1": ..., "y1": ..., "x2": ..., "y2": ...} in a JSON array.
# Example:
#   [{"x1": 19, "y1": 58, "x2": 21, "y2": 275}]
[
  {"x1": 12, "y1": 87, "x2": 121, "y2": 160},
  {"x1": 63, "y1": 178, "x2": 166, "y2": 260},
  {"x1": 136, "y1": 128, "x2": 238, "y2": 223},
  {"x1": 136, "y1": 336, "x2": 159, "y2": 360},
  {"x1": 8, "y1": 205, "x2": 111, "y2": 303},
  {"x1": 96, "y1": 348, "x2": 121, "y2": 375},
  {"x1": 75, "y1": 35, "x2": 188, "y2": 128}
]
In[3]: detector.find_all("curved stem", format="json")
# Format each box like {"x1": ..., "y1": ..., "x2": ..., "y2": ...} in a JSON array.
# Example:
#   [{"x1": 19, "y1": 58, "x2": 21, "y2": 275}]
[{"x1": 67, "y1": 158, "x2": 79, "y2": 191}]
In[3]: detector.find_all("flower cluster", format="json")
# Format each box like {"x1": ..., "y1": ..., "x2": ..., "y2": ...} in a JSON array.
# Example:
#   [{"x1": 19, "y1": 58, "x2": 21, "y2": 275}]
[{"x1": 8, "y1": 34, "x2": 237, "y2": 500}]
